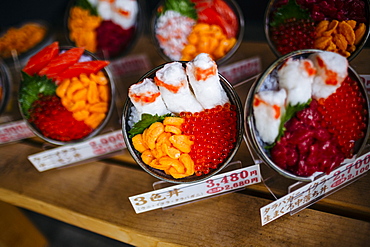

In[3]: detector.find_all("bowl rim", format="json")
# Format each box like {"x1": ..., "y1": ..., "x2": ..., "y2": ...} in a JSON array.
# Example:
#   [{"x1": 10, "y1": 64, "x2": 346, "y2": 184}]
[
  {"x1": 63, "y1": 0, "x2": 144, "y2": 61},
  {"x1": 18, "y1": 46, "x2": 116, "y2": 146},
  {"x1": 122, "y1": 61, "x2": 244, "y2": 184},
  {"x1": 263, "y1": 0, "x2": 370, "y2": 61},
  {"x1": 244, "y1": 49, "x2": 370, "y2": 182},
  {"x1": 0, "y1": 59, "x2": 12, "y2": 116},
  {"x1": 150, "y1": 0, "x2": 245, "y2": 65}
]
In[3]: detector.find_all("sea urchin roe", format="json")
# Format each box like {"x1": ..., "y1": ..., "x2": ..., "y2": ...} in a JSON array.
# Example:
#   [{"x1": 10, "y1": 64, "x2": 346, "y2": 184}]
[
  {"x1": 29, "y1": 95, "x2": 93, "y2": 142},
  {"x1": 180, "y1": 103, "x2": 238, "y2": 176},
  {"x1": 318, "y1": 76, "x2": 367, "y2": 157}
]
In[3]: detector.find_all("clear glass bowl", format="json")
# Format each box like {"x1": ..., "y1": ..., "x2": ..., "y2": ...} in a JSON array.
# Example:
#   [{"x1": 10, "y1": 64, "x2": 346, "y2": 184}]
[
  {"x1": 18, "y1": 46, "x2": 116, "y2": 146},
  {"x1": 244, "y1": 49, "x2": 370, "y2": 181},
  {"x1": 0, "y1": 59, "x2": 11, "y2": 116},
  {"x1": 122, "y1": 61, "x2": 244, "y2": 184},
  {"x1": 151, "y1": 0, "x2": 245, "y2": 65}
]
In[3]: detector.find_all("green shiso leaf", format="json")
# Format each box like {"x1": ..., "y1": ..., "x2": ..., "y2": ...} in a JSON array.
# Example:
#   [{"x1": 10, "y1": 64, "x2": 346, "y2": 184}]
[
  {"x1": 19, "y1": 71, "x2": 57, "y2": 119},
  {"x1": 128, "y1": 113, "x2": 173, "y2": 138},
  {"x1": 75, "y1": 0, "x2": 98, "y2": 16},
  {"x1": 270, "y1": 0, "x2": 310, "y2": 27},
  {"x1": 162, "y1": 0, "x2": 198, "y2": 20},
  {"x1": 266, "y1": 99, "x2": 311, "y2": 149}
]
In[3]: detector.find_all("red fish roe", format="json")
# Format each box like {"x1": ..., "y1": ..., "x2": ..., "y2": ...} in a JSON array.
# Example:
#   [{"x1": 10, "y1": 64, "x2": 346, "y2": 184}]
[
  {"x1": 180, "y1": 103, "x2": 238, "y2": 176},
  {"x1": 270, "y1": 18, "x2": 316, "y2": 55},
  {"x1": 29, "y1": 95, "x2": 93, "y2": 142},
  {"x1": 318, "y1": 76, "x2": 367, "y2": 157}
]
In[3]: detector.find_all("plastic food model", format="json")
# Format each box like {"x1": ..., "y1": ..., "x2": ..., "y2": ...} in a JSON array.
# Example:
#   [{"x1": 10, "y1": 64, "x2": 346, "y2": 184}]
[
  {"x1": 252, "y1": 51, "x2": 368, "y2": 178},
  {"x1": 67, "y1": 0, "x2": 139, "y2": 59},
  {"x1": 126, "y1": 53, "x2": 239, "y2": 179},
  {"x1": 154, "y1": 0, "x2": 241, "y2": 62},
  {"x1": 266, "y1": 0, "x2": 369, "y2": 58},
  {"x1": 0, "y1": 22, "x2": 47, "y2": 59},
  {"x1": 19, "y1": 41, "x2": 112, "y2": 144}
]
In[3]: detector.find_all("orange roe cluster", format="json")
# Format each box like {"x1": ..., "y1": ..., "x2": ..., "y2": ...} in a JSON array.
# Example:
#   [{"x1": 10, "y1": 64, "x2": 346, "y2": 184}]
[
  {"x1": 180, "y1": 103, "x2": 238, "y2": 176},
  {"x1": 318, "y1": 76, "x2": 367, "y2": 157}
]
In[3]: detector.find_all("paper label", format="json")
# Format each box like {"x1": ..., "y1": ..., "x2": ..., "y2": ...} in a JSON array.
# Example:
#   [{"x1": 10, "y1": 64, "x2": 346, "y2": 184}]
[
  {"x1": 219, "y1": 57, "x2": 262, "y2": 85},
  {"x1": 110, "y1": 54, "x2": 151, "y2": 76},
  {"x1": 260, "y1": 152, "x2": 370, "y2": 226},
  {"x1": 0, "y1": 120, "x2": 34, "y2": 144},
  {"x1": 28, "y1": 130, "x2": 125, "y2": 172},
  {"x1": 129, "y1": 164, "x2": 261, "y2": 214}
]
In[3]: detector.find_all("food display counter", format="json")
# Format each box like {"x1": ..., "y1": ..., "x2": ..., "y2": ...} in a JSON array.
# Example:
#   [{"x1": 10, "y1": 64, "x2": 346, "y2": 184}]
[{"x1": 0, "y1": 34, "x2": 369, "y2": 246}]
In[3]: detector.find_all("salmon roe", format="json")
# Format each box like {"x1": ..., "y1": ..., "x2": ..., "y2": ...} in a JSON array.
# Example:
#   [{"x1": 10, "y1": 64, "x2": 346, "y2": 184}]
[
  {"x1": 318, "y1": 76, "x2": 368, "y2": 157},
  {"x1": 29, "y1": 95, "x2": 93, "y2": 142},
  {"x1": 180, "y1": 103, "x2": 238, "y2": 176}
]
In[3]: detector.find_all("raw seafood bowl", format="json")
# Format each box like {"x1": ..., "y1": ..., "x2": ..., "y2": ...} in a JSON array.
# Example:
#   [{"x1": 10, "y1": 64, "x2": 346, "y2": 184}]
[
  {"x1": 18, "y1": 44, "x2": 115, "y2": 145},
  {"x1": 151, "y1": 0, "x2": 244, "y2": 65},
  {"x1": 64, "y1": 0, "x2": 142, "y2": 60},
  {"x1": 122, "y1": 59, "x2": 244, "y2": 184},
  {"x1": 244, "y1": 49, "x2": 370, "y2": 181},
  {"x1": 264, "y1": 0, "x2": 370, "y2": 60}
]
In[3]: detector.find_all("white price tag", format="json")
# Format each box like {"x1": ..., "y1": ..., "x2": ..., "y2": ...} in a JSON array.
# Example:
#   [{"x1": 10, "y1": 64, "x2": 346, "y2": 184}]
[
  {"x1": 129, "y1": 164, "x2": 261, "y2": 214},
  {"x1": 28, "y1": 130, "x2": 125, "y2": 172},
  {"x1": 0, "y1": 120, "x2": 34, "y2": 144},
  {"x1": 219, "y1": 57, "x2": 262, "y2": 85},
  {"x1": 260, "y1": 152, "x2": 370, "y2": 226}
]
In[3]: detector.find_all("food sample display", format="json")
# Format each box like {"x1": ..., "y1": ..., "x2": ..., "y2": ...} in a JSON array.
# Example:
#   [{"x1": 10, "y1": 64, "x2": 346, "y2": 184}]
[
  {"x1": 153, "y1": 0, "x2": 243, "y2": 63},
  {"x1": 0, "y1": 22, "x2": 48, "y2": 59},
  {"x1": 265, "y1": 0, "x2": 369, "y2": 59},
  {"x1": 66, "y1": 0, "x2": 140, "y2": 59},
  {"x1": 123, "y1": 53, "x2": 243, "y2": 183},
  {"x1": 19, "y1": 42, "x2": 114, "y2": 145},
  {"x1": 246, "y1": 50, "x2": 369, "y2": 180}
]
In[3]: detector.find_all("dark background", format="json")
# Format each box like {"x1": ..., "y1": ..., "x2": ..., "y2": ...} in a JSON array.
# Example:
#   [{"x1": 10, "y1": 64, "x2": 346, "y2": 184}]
[{"x1": 0, "y1": 0, "x2": 269, "y2": 42}]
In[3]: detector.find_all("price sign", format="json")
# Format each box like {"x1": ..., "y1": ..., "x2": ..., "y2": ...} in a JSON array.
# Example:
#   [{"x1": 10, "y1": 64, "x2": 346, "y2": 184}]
[
  {"x1": 219, "y1": 57, "x2": 261, "y2": 85},
  {"x1": 0, "y1": 120, "x2": 34, "y2": 144},
  {"x1": 28, "y1": 130, "x2": 125, "y2": 172},
  {"x1": 260, "y1": 152, "x2": 370, "y2": 226},
  {"x1": 129, "y1": 164, "x2": 261, "y2": 214}
]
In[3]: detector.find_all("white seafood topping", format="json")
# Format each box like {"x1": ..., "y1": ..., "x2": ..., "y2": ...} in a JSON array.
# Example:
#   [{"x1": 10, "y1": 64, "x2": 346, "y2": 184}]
[
  {"x1": 253, "y1": 88, "x2": 287, "y2": 144},
  {"x1": 278, "y1": 57, "x2": 316, "y2": 106},
  {"x1": 309, "y1": 52, "x2": 348, "y2": 100}
]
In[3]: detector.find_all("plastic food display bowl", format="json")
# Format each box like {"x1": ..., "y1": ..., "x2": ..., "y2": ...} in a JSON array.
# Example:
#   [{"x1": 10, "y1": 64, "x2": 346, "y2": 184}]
[
  {"x1": 244, "y1": 49, "x2": 370, "y2": 182},
  {"x1": 264, "y1": 0, "x2": 370, "y2": 61},
  {"x1": 18, "y1": 47, "x2": 116, "y2": 146},
  {"x1": 150, "y1": 0, "x2": 245, "y2": 65},
  {"x1": 64, "y1": 0, "x2": 143, "y2": 60},
  {"x1": 122, "y1": 62, "x2": 244, "y2": 184},
  {"x1": 0, "y1": 60, "x2": 11, "y2": 116}
]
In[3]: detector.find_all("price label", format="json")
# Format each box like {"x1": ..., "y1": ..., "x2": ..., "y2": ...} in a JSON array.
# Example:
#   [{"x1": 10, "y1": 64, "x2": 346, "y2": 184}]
[
  {"x1": 260, "y1": 152, "x2": 370, "y2": 226},
  {"x1": 28, "y1": 130, "x2": 125, "y2": 172},
  {"x1": 129, "y1": 164, "x2": 261, "y2": 214},
  {"x1": 219, "y1": 57, "x2": 262, "y2": 85},
  {"x1": 0, "y1": 120, "x2": 34, "y2": 144}
]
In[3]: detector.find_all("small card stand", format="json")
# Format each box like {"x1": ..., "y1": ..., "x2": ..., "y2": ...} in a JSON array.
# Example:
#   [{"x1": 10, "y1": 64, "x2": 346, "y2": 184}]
[{"x1": 152, "y1": 161, "x2": 245, "y2": 210}]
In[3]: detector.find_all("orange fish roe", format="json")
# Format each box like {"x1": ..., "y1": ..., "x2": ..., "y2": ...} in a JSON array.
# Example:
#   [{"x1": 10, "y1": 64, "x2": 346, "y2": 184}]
[{"x1": 180, "y1": 103, "x2": 238, "y2": 176}]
